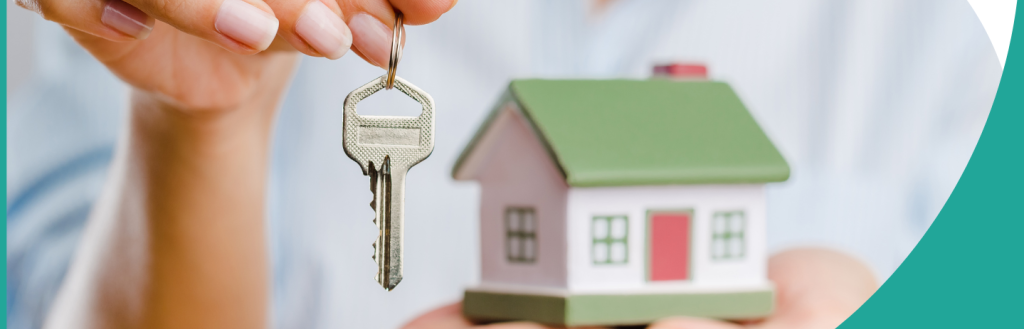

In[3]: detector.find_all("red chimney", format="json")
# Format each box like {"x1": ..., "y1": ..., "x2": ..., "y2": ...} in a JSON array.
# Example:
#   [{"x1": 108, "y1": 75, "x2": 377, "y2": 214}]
[{"x1": 652, "y1": 63, "x2": 708, "y2": 80}]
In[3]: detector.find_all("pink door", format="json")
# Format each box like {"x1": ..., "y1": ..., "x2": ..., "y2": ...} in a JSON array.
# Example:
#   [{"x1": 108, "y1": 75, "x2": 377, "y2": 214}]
[{"x1": 649, "y1": 211, "x2": 691, "y2": 281}]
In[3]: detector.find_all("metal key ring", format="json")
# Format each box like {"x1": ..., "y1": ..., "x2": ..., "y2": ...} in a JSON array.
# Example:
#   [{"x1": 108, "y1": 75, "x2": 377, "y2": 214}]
[{"x1": 385, "y1": 10, "x2": 404, "y2": 90}]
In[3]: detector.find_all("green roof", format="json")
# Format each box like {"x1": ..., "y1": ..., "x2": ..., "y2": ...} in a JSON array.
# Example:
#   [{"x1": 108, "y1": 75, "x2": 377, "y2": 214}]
[{"x1": 453, "y1": 79, "x2": 790, "y2": 187}]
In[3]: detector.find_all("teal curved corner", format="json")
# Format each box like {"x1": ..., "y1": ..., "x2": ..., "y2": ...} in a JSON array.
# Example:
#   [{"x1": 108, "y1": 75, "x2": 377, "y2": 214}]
[{"x1": 838, "y1": 7, "x2": 1023, "y2": 329}]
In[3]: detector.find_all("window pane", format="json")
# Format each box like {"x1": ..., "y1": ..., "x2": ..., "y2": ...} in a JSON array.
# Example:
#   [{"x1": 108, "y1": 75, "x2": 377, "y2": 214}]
[
  {"x1": 507, "y1": 210, "x2": 520, "y2": 231},
  {"x1": 593, "y1": 218, "x2": 609, "y2": 239},
  {"x1": 729, "y1": 213, "x2": 744, "y2": 233},
  {"x1": 509, "y1": 237, "x2": 521, "y2": 259},
  {"x1": 593, "y1": 243, "x2": 609, "y2": 263},
  {"x1": 713, "y1": 215, "x2": 726, "y2": 234},
  {"x1": 522, "y1": 210, "x2": 534, "y2": 233},
  {"x1": 610, "y1": 241, "x2": 627, "y2": 263},
  {"x1": 610, "y1": 217, "x2": 627, "y2": 240},
  {"x1": 523, "y1": 237, "x2": 534, "y2": 261},
  {"x1": 730, "y1": 237, "x2": 743, "y2": 258},
  {"x1": 712, "y1": 238, "x2": 724, "y2": 259}
]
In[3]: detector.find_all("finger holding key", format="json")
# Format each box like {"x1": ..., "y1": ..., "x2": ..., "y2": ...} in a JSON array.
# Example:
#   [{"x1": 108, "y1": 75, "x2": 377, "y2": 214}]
[
  {"x1": 339, "y1": 0, "x2": 456, "y2": 67},
  {"x1": 260, "y1": 0, "x2": 349, "y2": 59},
  {"x1": 251, "y1": 0, "x2": 458, "y2": 61},
  {"x1": 19, "y1": 0, "x2": 457, "y2": 61}
]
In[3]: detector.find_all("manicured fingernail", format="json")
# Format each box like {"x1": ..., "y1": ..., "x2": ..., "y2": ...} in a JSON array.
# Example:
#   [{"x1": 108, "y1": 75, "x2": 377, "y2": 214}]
[
  {"x1": 101, "y1": 0, "x2": 155, "y2": 39},
  {"x1": 295, "y1": 1, "x2": 351, "y2": 59},
  {"x1": 348, "y1": 13, "x2": 392, "y2": 67},
  {"x1": 215, "y1": 0, "x2": 279, "y2": 51}
]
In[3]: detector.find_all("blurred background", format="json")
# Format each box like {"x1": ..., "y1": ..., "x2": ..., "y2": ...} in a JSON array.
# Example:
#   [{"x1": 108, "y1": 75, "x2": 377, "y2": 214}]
[{"x1": 6, "y1": 0, "x2": 1013, "y2": 328}]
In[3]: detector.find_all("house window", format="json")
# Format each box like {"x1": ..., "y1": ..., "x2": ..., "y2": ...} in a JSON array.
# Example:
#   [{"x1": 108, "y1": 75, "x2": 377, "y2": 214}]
[
  {"x1": 592, "y1": 215, "x2": 628, "y2": 264},
  {"x1": 506, "y1": 207, "x2": 536, "y2": 263},
  {"x1": 711, "y1": 211, "x2": 746, "y2": 260}
]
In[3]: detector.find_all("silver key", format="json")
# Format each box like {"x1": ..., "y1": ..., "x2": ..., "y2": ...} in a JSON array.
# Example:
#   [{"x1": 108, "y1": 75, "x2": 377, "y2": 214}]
[{"x1": 343, "y1": 75, "x2": 435, "y2": 291}]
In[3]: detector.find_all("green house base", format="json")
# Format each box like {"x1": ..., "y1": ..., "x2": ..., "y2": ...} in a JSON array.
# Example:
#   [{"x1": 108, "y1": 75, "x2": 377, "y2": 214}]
[{"x1": 463, "y1": 286, "x2": 774, "y2": 327}]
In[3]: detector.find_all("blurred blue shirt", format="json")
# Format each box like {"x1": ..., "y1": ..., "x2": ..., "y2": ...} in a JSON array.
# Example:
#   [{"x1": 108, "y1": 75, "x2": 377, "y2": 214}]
[{"x1": 7, "y1": 1, "x2": 1002, "y2": 328}]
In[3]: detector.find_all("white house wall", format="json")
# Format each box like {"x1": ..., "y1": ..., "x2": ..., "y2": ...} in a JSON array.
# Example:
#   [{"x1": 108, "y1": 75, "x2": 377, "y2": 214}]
[
  {"x1": 566, "y1": 185, "x2": 768, "y2": 293},
  {"x1": 475, "y1": 104, "x2": 569, "y2": 288}
]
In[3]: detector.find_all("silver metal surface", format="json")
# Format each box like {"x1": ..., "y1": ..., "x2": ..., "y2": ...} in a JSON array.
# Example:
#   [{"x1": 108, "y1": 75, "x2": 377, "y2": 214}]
[
  {"x1": 343, "y1": 75, "x2": 435, "y2": 291},
  {"x1": 385, "y1": 10, "x2": 403, "y2": 90}
]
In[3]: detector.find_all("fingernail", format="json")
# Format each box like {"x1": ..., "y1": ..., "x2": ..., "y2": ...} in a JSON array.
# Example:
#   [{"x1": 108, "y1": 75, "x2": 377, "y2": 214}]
[
  {"x1": 101, "y1": 0, "x2": 155, "y2": 39},
  {"x1": 348, "y1": 13, "x2": 392, "y2": 67},
  {"x1": 295, "y1": 1, "x2": 351, "y2": 60},
  {"x1": 215, "y1": 0, "x2": 279, "y2": 51}
]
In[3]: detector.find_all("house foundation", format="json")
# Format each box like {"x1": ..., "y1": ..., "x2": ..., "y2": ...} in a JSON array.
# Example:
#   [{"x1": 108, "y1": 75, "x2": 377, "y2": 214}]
[{"x1": 463, "y1": 285, "x2": 774, "y2": 326}]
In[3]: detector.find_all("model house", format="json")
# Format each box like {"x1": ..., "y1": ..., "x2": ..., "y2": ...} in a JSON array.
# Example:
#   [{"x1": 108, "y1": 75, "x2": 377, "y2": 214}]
[{"x1": 452, "y1": 78, "x2": 789, "y2": 326}]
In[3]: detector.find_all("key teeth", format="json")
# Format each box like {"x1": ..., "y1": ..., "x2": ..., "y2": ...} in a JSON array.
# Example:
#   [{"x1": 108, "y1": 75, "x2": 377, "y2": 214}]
[
  {"x1": 370, "y1": 160, "x2": 381, "y2": 275},
  {"x1": 368, "y1": 158, "x2": 399, "y2": 292}
]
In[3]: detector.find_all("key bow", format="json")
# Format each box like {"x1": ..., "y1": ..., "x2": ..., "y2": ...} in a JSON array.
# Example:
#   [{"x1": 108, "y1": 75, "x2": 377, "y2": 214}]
[{"x1": 343, "y1": 75, "x2": 436, "y2": 174}]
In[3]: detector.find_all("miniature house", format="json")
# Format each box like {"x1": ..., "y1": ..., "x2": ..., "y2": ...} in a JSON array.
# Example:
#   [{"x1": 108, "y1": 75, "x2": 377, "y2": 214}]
[{"x1": 452, "y1": 78, "x2": 789, "y2": 326}]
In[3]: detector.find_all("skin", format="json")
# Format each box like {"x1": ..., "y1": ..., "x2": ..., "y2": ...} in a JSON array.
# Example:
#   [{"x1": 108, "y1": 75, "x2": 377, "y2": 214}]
[
  {"x1": 26, "y1": 0, "x2": 457, "y2": 328},
  {"x1": 401, "y1": 248, "x2": 878, "y2": 329}
]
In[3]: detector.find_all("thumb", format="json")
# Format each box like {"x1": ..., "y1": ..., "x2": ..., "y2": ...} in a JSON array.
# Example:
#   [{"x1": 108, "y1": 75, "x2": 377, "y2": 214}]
[{"x1": 125, "y1": 0, "x2": 279, "y2": 53}]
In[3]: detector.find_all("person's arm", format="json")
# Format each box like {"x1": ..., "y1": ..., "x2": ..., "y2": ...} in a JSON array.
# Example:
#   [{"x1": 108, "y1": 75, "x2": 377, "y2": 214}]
[{"x1": 45, "y1": 65, "x2": 295, "y2": 327}]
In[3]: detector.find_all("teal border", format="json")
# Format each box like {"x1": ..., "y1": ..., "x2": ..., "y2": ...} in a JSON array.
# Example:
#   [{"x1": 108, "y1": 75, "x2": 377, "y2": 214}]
[
  {"x1": 839, "y1": 7, "x2": 1023, "y2": 329},
  {"x1": 4, "y1": 0, "x2": 9, "y2": 324},
  {"x1": 645, "y1": 209, "x2": 695, "y2": 282}
]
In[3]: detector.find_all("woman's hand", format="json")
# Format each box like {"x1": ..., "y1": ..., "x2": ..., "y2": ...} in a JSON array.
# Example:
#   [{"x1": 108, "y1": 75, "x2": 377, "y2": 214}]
[
  {"x1": 403, "y1": 248, "x2": 876, "y2": 329},
  {"x1": 18, "y1": 0, "x2": 455, "y2": 112}
]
